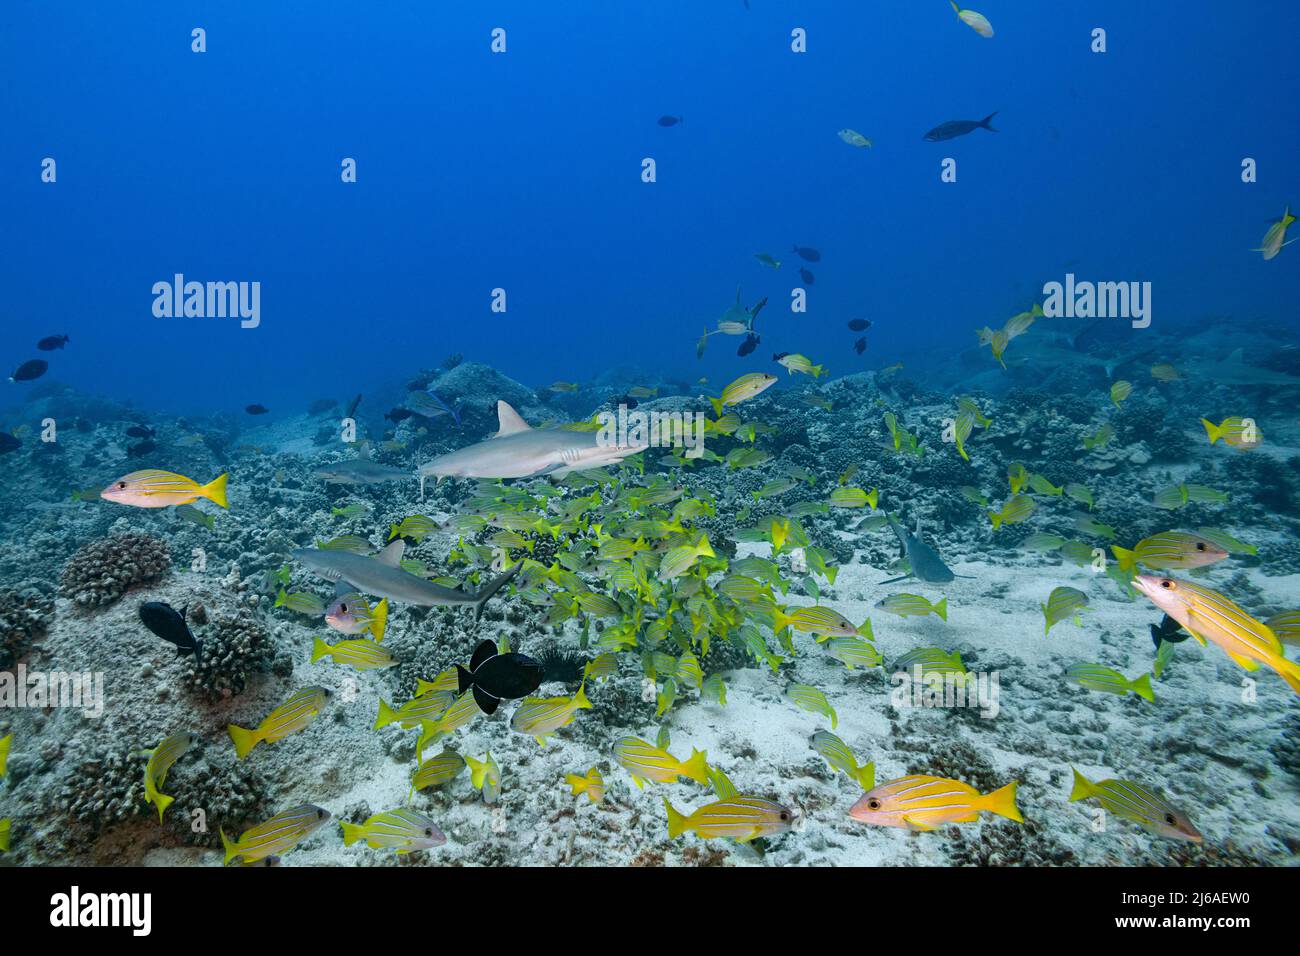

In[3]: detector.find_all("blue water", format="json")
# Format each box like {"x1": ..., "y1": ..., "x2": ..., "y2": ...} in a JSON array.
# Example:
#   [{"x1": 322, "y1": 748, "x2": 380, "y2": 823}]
[{"x1": 2, "y1": 1, "x2": 1298, "y2": 415}]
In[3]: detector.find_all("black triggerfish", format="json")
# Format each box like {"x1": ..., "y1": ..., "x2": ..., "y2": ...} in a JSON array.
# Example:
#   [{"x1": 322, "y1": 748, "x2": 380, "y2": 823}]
[{"x1": 455, "y1": 639, "x2": 544, "y2": 715}]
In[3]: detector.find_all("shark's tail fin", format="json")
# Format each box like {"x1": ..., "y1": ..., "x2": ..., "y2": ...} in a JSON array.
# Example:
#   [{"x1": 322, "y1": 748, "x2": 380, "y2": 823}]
[
  {"x1": 474, "y1": 562, "x2": 522, "y2": 622},
  {"x1": 980, "y1": 111, "x2": 999, "y2": 132}
]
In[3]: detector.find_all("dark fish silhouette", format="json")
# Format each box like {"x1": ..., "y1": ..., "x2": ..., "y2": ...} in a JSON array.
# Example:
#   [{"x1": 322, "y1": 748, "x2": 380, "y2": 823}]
[
  {"x1": 738, "y1": 333, "x2": 760, "y2": 357},
  {"x1": 37, "y1": 334, "x2": 69, "y2": 351},
  {"x1": 139, "y1": 601, "x2": 203, "y2": 668},
  {"x1": 854, "y1": 337, "x2": 867, "y2": 355},
  {"x1": 385, "y1": 407, "x2": 414, "y2": 423},
  {"x1": 126, "y1": 425, "x2": 156, "y2": 439},
  {"x1": 657, "y1": 115, "x2": 682, "y2": 127},
  {"x1": 611, "y1": 394, "x2": 639, "y2": 410},
  {"x1": 127, "y1": 440, "x2": 157, "y2": 458},
  {"x1": 924, "y1": 113, "x2": 998, "y2": 142},
  {"x1": 792, "y1": 245, "x2": 820, "y2": 262},
  {"x1": 1150, "y1": 613, "x2": 1189, "y2": 650},
  {"x1": 847, "y1": 318, "x2": 872, "y2": 332},
  {"x1": 799, "y1": 268, "x2": 815, "y2": 285},
  {"x1": 0, "y1": 433, "x2": 19, "y2": 454},
  {"x1": 245, "y1": 404, "x2": 270, "y2": 415},
  {"x1": 455, "y1": 639, "x2": 544, "y2": 715},
  {"x1": 9, "y1": 359, "x2": 48, "y2": 382}
]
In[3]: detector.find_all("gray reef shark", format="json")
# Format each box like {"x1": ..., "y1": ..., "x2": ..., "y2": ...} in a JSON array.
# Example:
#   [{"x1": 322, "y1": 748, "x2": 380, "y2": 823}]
[
  {"x1": 880, "y1": 513, "x2": 966, "y2": 585},
  {"x1": 1183, "y1": 348, "x2": 1300, "y2": 388},
  {"x1": 312, "y1": 459, "x2": 411, "y2": 485},
  {"x1": 292, "y1": 540, "x2": 518, "y2": 619},
  {"x1": 417, "y1": 400, "x2": 646, "y2": 496}
]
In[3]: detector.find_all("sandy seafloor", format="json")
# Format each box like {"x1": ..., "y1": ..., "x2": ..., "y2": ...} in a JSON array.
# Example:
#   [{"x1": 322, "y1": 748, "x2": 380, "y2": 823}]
[{"x1": 1, "y1": 375, "x2": 1299, "y2": 868}]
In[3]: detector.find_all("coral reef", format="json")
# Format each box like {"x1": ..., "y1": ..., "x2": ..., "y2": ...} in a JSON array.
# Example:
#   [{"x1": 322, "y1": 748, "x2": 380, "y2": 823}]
[
  {"x1": 58, "y1": 533, "x2": 171, "y2": 609},
  {"x1": 0, "y1": 586, "x2": 54, "y2": 667}
]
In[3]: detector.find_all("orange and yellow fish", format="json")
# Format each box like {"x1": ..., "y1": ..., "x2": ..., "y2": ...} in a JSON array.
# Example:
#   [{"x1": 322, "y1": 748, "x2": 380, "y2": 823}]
[
  {"x1": 1134, "y1": 575, "x2": 1300, "y2": 694},
  {"x1": 101, "y1": 470, "x2": 228, "y2": 509},
  {"x1": 849, "y1": 774, "x2": 1023, "y2": 830}
]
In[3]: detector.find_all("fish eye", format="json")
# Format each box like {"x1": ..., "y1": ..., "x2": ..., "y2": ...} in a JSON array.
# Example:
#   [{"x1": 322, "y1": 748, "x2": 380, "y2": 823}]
[
  {"x1": 1165, "y1": 813, "x2": 1176, "y2": 825},
  {"x1": 868, "y1": 799, "x2": 880, "y2": 810},
  {"x1": 1160, "y1": 580, "x2": 1174, "y2": 589},
  {"x1": 1195, "y1": 542, "x2": 1206, "y2": 551},
  {"x1": 339, "y1": 604, "x2": 348, "y2": 613},
  {"x1": 425, "y1": 828, "x2": 434, "y2": 837},
  {"x1": 117, "y1": 481, "x2": 127, "y2": 489}
]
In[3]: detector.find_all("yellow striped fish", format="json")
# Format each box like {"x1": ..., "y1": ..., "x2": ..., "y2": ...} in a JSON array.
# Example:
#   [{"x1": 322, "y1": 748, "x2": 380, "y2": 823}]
[
  {"x1": 375, "y1": 692, "x2": 455, "y2": 730},
  {"x1": 1255, "y1": 205, "x2": 1296, "y2": 260},
  {"x1": 311, "y1": 636, "x2": 396, "y2": 671},
  {"x1": 1134, "y1": 575, "x2": 1300, "y2": 694},
  {"x1": 0, "y1": 817, "x2": 9, "y2": 852},
  {"x1": 411, "y1": 750, "x2": 466, "y2": 793},
  {"x1": 341, "y1": 807, "x2": 445, "y2": 853},
  {"x1": 0, "y1": 732, "x2": 10, "y2": 777},
  {"x1": 1111, "y1": 532, "x2": 1228, "y2": 573},
  {"x1": 141, "y1": 731, "x2": 198, "y2": 822},
  {"x1": 708, "y1": 373, "x2": 777, "y2": 417},
  {"x1": 772, "y1": 605, "x2": 865, "y2": 642},
  {"x1": 228, "y1": 686, "x2": 331, "y2": 758},
  {"x1": 1069, "y1": 768, "x2": 1201, "y2": 841},
  {"x1": 613, "y1": 736, "x2": 709, "y2": 787},
  {"x1": 510, "y1": 684, "x2": 591, "y2": 744},
  {"x1": 849, "y1": 775, "x2": 1023, "y2": 830},
  {"x1": 100, "y1": 469, "x2": 228, "y2": 509},
  {"x1": 221, "y1": 804, "x2": 330, "y2": 865},
  {"x1": 565, "y1": 766, "x2": 605, "y2": 804},
  {"x1": 1265, "y1": 610, "x2": 1300, "y2": 646},
  {"x1": 664, "y1": 796, "x2": 793, "y2": 842}
]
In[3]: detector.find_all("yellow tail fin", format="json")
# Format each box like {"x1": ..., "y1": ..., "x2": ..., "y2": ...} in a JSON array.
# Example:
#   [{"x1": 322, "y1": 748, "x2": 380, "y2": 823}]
[
  {"x1": 1129, "y1": 672, "x2": 1156, "y2": 703},
  {"x1": 982, "y1": 781, "x2": 1023, "y2": 823},
  {"x1": 202, "y1": 473, "x2": 229, "y2": 509},
  {"x1": 708, "y1": 396, "x2": 724, "y2": 418},
  {"x1": 220, "y1": 827, "x2": 239, "y2": 865},
  {"x1": 1068, "y1": 767, "x2": 1093, "y2": 802},
  {"x1": 572, "y1": 682, "x2": 592, "y2": 710},
  {"x1": 1200, "y1": 418, "x2": 1222, "y2": 445},
  {"x1": 1269, "y1": 652, "x2": 1300, "y2": 695},
  {"x1": 663, "y1": 797, "x2": 689, "y2": 839},
  {"x1": 933, "y1": 597, "x2": 948, "y2": 622},
  {"x1": 374, "y1": 699, "x2": 399, "y2": 730},
  {"x1": 853, "y1": 761, "x2": 876, "y2": 791},
  {"x1": 369, "y1": 599, "x2": 389, "y2": 642},
  {"x1": 1111, "y1": 545, "x2": 1136, "y2": 574},
  {"x1": 227, "y1": 724, "x2": 259, "y2": 759},
  {"x1": 311, "y1": 637, "x2": 331, "y2": 664},
  {"x1": 679, "y1": 748, "x2": 710, "y2": 785},
  {"x1": 339, "y1": 821, "x2": 365, "y2": 846}
]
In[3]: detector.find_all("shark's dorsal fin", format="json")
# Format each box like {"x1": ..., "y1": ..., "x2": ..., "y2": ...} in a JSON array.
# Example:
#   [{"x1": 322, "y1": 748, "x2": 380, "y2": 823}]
[
  {"x1": 376, "y1": 540, "x2": 406, "y2": 566},
  {"x1": 496, "y1": 401, "x2": 531, "y2": 437}
]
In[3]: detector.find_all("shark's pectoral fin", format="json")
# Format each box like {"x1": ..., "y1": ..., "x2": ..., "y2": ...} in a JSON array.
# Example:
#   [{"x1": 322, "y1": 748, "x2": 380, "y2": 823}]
[{"x1": 878, "y1": 574, "x2": 913, "y2": 586}]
